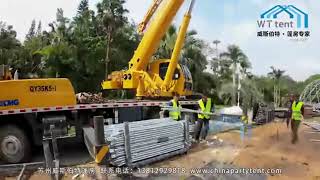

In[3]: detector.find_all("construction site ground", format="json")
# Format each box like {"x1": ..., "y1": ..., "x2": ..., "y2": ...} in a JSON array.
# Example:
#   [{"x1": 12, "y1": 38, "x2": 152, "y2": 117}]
[{"x1": 3, "y1": 117, "x2": 320, "y2": 180}]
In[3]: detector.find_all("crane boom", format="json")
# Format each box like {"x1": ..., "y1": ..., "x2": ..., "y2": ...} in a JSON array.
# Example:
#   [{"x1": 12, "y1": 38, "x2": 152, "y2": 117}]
[
  {"x1": 128, "y1": 0, "x2": 185, "y2": 71},
  {"x1": 102, "y1": 0, "x2": 196, "y2": 98},
  {"x1": 138, "y1": 0, "x2": 164, "y2": 34},
  {"x1": 163, "y1": 0, "x2": 195, "y2": 89}
]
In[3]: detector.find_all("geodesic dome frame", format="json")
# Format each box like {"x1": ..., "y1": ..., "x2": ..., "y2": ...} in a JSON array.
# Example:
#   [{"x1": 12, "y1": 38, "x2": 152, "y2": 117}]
[{"x1": 300, "y1": 79, "x2": 320, "y2": 104}]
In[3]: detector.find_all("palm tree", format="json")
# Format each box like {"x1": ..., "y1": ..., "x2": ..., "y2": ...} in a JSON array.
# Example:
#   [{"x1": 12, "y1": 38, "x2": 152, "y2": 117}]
[
  {"x1": 155, "y1": 25, "x2": 204, "y2": 67},
  {"x1": 155, "y1": 25, "x2": 178, "y2": 59},
  {"x1": 96, "y1": 0, "x2": 128, "y2": 78},
  {"x1": 218, "y1": 82, "x2": 233, "y2": 105},
  {"x1": 219, "y1": 45, "x2": 251, "y2": 105},
  {"x1": 240, "y1": 77, "x2": 263, "y2": 115},
  {"x1": 210, "y1": 57, "x2": 220, "y2": 76},
  {"x1": 155, "y1": 25, "x2": 208, "y2": 92},
  {"x1": 268, "y1": 66, "x2": 285, "y2": 107}
]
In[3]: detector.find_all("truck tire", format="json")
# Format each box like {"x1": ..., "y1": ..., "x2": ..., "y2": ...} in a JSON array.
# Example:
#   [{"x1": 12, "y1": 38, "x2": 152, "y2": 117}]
[{"x1": 0, "y1": 125, "x2": 31, "y2": 163}]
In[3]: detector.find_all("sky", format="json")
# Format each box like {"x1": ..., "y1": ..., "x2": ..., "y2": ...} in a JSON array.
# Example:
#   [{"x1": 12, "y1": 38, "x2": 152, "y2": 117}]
[{"x1": 0, "y1": 0, "x2": 319, "y2": 81}]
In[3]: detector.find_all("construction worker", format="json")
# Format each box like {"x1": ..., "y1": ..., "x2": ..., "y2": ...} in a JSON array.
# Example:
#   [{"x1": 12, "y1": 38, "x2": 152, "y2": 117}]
[
  {"x1": 194, "y1": 95, "x2": 214, "y2": 142},
  {"x1": 13, "y1": 68, "x2": 19, "y2": 80},
  {"x1": 290, "y1": 95, "x2": 304, "y2": 144},
  {"x1": 168, "y1": 93, "x2": 182, "y2": 121},
  {"x1": 241, "y1": 115, "x2": 248, "y2": 124},
  {"x1": 240, "y1": 114, "x2": 252, "y2": 140},
  {"x1": 286, "y1": 94, "x2": 295, "y2": 127},
  {"x1": 4, "y1": 69, "x2": 12, "y2": 80}
]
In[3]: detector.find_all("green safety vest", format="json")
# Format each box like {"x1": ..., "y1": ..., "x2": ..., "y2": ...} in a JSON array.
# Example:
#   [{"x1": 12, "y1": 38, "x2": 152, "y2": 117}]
[
  {"x1": 241, "y1": 115, "x2": 248, "y2": 124},
  {"x1": 169, "y1": 99, "x2": 181, "y2": 120},
  {"x1": 198, "y1": 98, "x2": 212, "y2": 119},
  {"x1": 291, "y1": 101, "x2": 304, "y2": 121}
]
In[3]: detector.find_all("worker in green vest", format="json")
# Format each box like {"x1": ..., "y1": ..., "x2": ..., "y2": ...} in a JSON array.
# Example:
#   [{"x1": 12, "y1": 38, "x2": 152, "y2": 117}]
[
  {"x1": 290, "y1": 95, "x2": 304, "y2": 144},
  {"x1": 168, "y1": 93, "x2": 182, "y2": 121},
  {"x1": 194, "y1": 95, "x2": 214, "y2": 142}
]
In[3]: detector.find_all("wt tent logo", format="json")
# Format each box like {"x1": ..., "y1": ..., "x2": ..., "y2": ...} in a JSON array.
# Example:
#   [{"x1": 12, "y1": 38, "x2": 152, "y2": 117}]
[
  {"x1": 260, "y1": 5, "x2": 308, "y2": 29},
  {"x1": 256, "y1": 5, "x2": 310, "y2": 40}
]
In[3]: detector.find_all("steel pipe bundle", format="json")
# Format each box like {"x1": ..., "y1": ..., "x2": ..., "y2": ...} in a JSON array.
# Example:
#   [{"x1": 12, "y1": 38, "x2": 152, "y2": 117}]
[{"x1": 104, "y1": 118, "x2": 191, "y2": 166}]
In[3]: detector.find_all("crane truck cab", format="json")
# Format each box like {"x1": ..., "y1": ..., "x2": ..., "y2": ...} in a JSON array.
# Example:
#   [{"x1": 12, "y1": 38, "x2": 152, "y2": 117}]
[
  {"x1": 0, "y1": 0, "x2": 199, "y2": 164},
  {"x1": 149, "y1": 59, "x2": 193, "y2": 96},
  {"x1": 0, "y1": 78, "x2": 76, "y2": 111},
  {"x1": 0, "y1": 76, "x2": 76, "y2": 163}
]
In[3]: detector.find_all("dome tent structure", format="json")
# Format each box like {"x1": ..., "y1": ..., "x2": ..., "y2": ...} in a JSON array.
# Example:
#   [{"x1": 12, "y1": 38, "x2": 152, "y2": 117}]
[{"x1": 300, "y1": 79, "x2": 320, "y2": 106}]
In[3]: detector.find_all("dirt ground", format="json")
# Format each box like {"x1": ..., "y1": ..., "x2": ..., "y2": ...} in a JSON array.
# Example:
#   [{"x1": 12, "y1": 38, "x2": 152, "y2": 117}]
[
  {"x1": 220, "y1": 119, "x2": 320, "y2": 180},
  {"x1": 4, "y1": 118, "x2": 320, "y2": 180},
  {"x1": 148, "y1": 118, "x2": 320, "y2": 180}
]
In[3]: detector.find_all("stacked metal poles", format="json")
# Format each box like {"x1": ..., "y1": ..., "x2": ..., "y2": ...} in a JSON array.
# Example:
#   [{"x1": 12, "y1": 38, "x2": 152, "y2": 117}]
[{"x1": 104, "y1": 118, "x2": 190, "y2": 167}]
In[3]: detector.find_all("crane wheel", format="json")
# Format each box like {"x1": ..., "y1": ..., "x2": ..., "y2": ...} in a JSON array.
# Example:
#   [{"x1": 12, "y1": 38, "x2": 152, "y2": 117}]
[{"x1": 0, "y1": 125, "x2": 31, "y2": 163}]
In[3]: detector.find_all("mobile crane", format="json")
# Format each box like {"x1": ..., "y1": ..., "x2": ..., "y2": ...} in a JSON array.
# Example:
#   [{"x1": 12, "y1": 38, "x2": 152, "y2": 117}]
[
  {"x1": 0, "y1": 0, "x2": 199, "y2": 164},
  {"x1": 102, "y1": 0, "x2": 196, "y2": 98}
]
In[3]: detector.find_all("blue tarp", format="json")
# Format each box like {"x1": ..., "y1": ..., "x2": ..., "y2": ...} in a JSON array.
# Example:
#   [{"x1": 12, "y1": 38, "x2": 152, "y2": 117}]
[
  {"x1": 209, "y1": 114, "x2": 242, "y2": 133},
  {"x1": 209, "y1": 121, "x2": 243, "y2": 134},
  {"x1": 208, "y1": 115, "x2": 251, "y2": 140}
]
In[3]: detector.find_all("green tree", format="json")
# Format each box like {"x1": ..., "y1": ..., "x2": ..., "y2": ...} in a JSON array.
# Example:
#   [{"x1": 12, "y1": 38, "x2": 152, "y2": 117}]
[
  {"x1": 298, "y1": 74, "x2": 320, "y2": 94},
  {"x1": 277, "y1": 75, "x2": 299, "y2": 105},
  {"x1": 26, "y1": 20, "x2": 36, "y2": 40},
  {"x1": 36, "y1": 21, "x2": 42, "y2": 35},
  {"x1": 34, "y1": 0, "x2": 138, "y2": 94},
  {"x1": 218, "y1": 82, "x2": 233, "y2": 105},
  {"x1": 0, "y1": 22, "x2": 21, "y2": 65},
  {"x1": 70, "y1": 0, "x2": 105, "y2": 91},
  {"x1": 96, "y1": 0, "x2": 129, "y2": 78},
  {"x1": 155, "y1": 25, "x2": 210, "y2": 94},
  {"x1": 268, "y1": 66, "x2": 285, "y2": 107},
  {"x1": 21, "y1": 38, "x2": 43, "y2": 77},
  {"x1": 303, "y1": 74, "x2": 320, "y2": 85},
  {"x1": 251, "y1": 75, "x2": 274, "y2": 103},
  {"x1": 210, "y1": 57, "x2": 232, "y2": 80},
  {"x1": 36, "y1": 8, "x2": 75, "y2": 78},
  {"x1": 219, "y1": 45, "x2": 251, "y2": 105},
  {"x1": 240, "y1": 78, "x2": 263, "y2": 115}
]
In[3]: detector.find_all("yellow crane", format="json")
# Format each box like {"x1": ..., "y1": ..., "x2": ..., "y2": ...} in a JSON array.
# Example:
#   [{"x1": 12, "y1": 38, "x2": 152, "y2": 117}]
[
  {"x1": 138, "y1": 0, "x2": 164, "y2": 34},
  {"x1": 0, "y1": 64, "x2": 76, "y2": 111},
  {"x1": 102, "y1": 0, "x2": 196, "y2": 98},
  {"x1": 0, "y1": 1, "x2": 199, "y2": 164}
]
